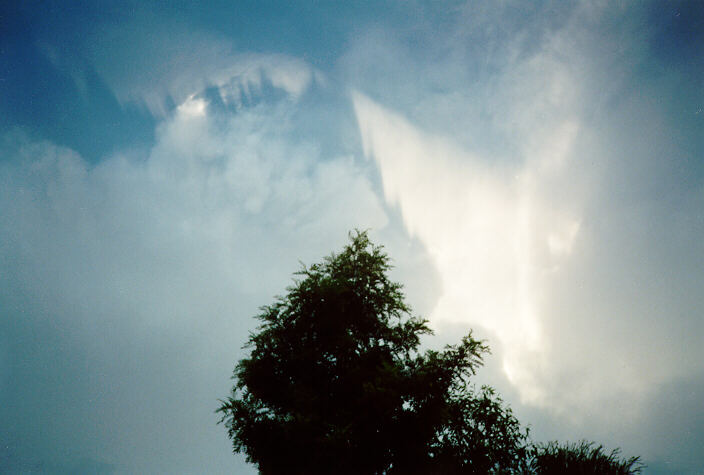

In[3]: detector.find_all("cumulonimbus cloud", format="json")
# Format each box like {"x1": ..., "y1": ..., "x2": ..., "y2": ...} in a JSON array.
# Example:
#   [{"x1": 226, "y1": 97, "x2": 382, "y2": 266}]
[
  {"x1": 349, "y1": 6, "x2": 704, "y2": 449},
  {"x1": 0, "y1": 88, "x2": 386, "y2": 472},
  {"x1": 353, "y1": 90, "x2": 581, "y2": 406}
]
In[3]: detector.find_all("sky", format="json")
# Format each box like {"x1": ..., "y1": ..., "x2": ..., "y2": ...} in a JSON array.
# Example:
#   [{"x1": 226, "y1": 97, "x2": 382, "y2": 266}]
[{"x1": 1, "y1": 0, "x2": 703, "y2": 473}]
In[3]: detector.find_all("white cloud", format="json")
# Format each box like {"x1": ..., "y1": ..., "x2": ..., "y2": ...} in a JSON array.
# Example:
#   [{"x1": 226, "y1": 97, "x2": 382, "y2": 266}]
[
  {"x1": 349, "y1": 7, "x2": 704, "y2": 457},
  {"x1": 0, "y1": 92, "x2": 387, "y2": 471},
  {"x1": 5, "y1": 1, "x2": 704, "y2": 470},
  {"x1": 353, "y1": 91, "x2": 581, "y2": 405},
  {"x1": 85, "y1": 22, "x2": 319, "y2": 116},
  {"x1": 177, "y1": 95, "x2": 208, "y2": 118}
]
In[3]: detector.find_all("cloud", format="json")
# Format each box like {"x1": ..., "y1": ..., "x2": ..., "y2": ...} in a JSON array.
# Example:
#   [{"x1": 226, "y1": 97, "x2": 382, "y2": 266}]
[
  {"x1": 348, "y1": 3, "x2": 704, "y2": 467},
  {"x1": 83, "y1": 20, "x2": 320, "y2": 116},
  {"x1": 3, "y1": 1, "x2": 703, "y2": 471},
  {"x1": 0, "y1": 89, "x2": 386, "y2": 471},
  {"x1": 353, "y1": 90, "x2": 581, "y2": 405}
]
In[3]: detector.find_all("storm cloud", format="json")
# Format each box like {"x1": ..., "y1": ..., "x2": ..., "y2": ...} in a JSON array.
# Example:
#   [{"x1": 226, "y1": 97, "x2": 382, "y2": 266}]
[{"x1": 1, "y1": 1, "x2": 703, "y2": 472}]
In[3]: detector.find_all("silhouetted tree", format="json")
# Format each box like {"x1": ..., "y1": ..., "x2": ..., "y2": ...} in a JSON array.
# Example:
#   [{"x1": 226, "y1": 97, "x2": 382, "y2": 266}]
[
  {"x1": 528, "y1": 440, "x2": 643, "y2": 474},
  {"x1": 218, "y1": 230, "x2": 642, "y2": 474},
  {"x1": 218, "y1": 231, "x2": 529, "y2": 474}
]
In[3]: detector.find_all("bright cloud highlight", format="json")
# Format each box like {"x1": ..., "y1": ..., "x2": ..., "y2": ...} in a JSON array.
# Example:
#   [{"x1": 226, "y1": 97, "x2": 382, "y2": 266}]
[{"x1": 354, "y1": 92, "x2": 581, "y2": 405}]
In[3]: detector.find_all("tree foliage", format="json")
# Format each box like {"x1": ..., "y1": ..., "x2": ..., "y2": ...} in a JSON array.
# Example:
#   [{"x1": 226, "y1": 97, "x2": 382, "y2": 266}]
[
  {"x1": 528, "y1": 441, "x2": 643, "y2": 474},
  {"x1": 218, "y1": 231, "x2": 528, "y2": 473},
  {"x1": 218, "y1": 230, "x2": 642, "y2": 474}
]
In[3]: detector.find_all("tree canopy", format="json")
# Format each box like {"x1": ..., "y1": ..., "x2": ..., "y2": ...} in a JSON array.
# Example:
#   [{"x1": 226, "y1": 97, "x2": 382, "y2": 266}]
[
  {"x1": 529, "y1": 441, "x2": 643, "y2": 475},
  {"x1": 218, "y1": 231, "x2": 642, "y2": 474}
]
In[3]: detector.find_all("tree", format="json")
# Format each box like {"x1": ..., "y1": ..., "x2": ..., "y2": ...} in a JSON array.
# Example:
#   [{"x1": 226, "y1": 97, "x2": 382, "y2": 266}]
[
  {"x1": 218, "y1": 230, "x2": 643, "y2": 474},
  {"x1": 218, "y1": 231, "x2": 529, "y2": 474},
  {"x1": 528, "y1": 441, "x2": 643, "y2": 474}
]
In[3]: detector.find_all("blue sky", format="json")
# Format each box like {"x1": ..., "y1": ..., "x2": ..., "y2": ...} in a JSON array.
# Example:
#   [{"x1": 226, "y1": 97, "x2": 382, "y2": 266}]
[{"x1": 1, "y1": 1, "x2": 703, "y2": 473}]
